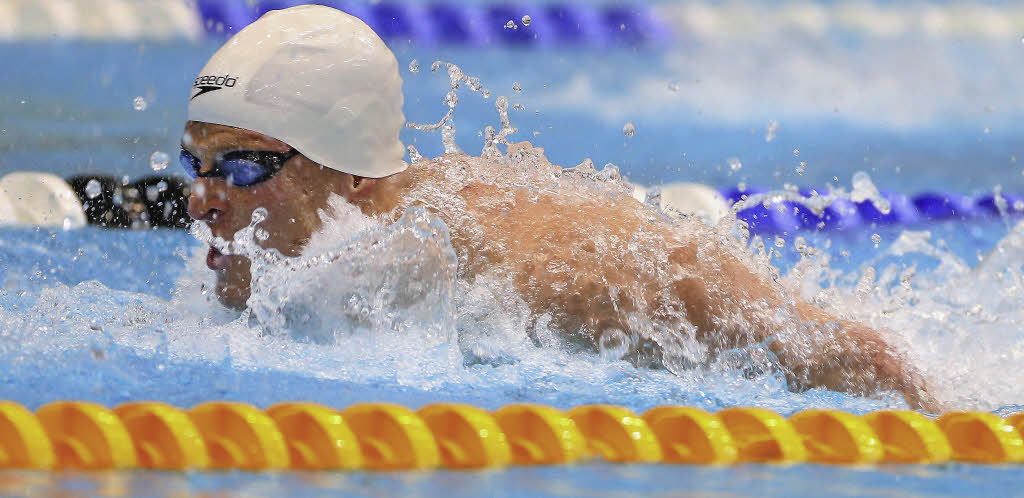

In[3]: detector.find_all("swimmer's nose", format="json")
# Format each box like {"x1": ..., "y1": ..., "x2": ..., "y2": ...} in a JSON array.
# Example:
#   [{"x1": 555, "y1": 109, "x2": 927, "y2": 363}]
[{"x1": 187, "y1": 179, "x2": 227, "y2": 223}]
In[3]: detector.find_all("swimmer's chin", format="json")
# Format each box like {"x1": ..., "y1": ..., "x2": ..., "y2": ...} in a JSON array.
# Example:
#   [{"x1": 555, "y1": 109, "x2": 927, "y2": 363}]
[{"x1": 215, "y1": 276, "x2": 251, "y2": 310}]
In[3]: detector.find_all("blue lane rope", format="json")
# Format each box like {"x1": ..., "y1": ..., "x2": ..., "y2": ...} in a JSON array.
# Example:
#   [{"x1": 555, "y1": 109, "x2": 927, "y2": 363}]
[
  {"x1": 723, "y1": 187, "x2": 1017, "y2": 234},
  {"x1": 194, "y1": 1, "x2": 670, "y2": 46}
]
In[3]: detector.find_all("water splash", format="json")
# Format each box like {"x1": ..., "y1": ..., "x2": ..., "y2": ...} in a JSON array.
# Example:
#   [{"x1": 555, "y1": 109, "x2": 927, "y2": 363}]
[{"x1": 406, "y1": 62, "x2": 495, "y2": 155}]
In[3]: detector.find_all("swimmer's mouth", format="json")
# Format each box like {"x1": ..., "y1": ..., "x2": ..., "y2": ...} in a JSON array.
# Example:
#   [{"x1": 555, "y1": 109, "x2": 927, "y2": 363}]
[{"x1": 206, "y1": 246, "x2": 230, "y2": 271}]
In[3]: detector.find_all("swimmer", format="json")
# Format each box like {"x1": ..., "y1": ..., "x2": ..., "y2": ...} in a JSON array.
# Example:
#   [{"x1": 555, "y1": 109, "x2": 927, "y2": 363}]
[{"x1": 181, "y1": 6, "x2": 936, "y2": 410}]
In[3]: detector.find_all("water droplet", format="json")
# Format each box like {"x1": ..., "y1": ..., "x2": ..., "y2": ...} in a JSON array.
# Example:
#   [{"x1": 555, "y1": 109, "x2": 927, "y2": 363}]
[
  {"x1": 644, "y1": 187, "x2": 662, "y2": 210},
  {"x1": 251, "y1": 207, "x2": 268, "y2": 224},
  {"x1": 512, "y1": 81, "x2": 522, "y2": 93},
  {"x1": 505, "y1": 20, "x2": 517, "y2": 30},
  {"x1": 521, "y1": 15, "x2": 531, "y2": 26},
  {"x1": 622, "y1": 121, "x2": 635, "y2": 137},
  {"x1": 871, "y1": 233, "x2": 881, "y2": 244},
  {"x1": 727, "y1": 157, "x2": 742, "y2": 171},
  {"x1": 150, "y1": 151, "x2": 169, "y2": 171},
  {"x1": 407, "y1": 145, "x2": 423, "y2": 164},
  {"x1": 84, "y1": 179, "x2": 102, "y2": 199},
  {"x1": 796, "y1": 161, "x2": 807, "y2": 175},
  {"x1": 765, "y1": 120, "x2": 778, "y2": 142},
  {"x1": 408, "y1": 59, "x2": 419, "y2": 73},
  {"x1": 133, "y1": 96, "x2": 147, "y2": 111}
]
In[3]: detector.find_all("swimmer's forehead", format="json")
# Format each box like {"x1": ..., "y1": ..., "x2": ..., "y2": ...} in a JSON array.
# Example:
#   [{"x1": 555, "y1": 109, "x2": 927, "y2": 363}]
[{"x1": 181, "y1": 121, "x2": 289, "y2": 155}]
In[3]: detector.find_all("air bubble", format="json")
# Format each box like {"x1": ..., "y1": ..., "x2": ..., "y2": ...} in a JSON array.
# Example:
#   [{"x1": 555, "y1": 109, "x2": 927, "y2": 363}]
[
  {"x1": 521, "y1": 15, "x2": 531, "y2": 26},
  {"x1": 793, "y1": 148, "x2": 800, "y2": 156},
  {"x1": 408, "y1": 59, "x2": 419, "y2": 73},
  {"x1": 668, "y1": 82, "x2": 680, "y2": 92},
  {"x1": 871, "y1": 233, "x2": 881, "y2": 244},
  {"x1": 728, "y1": 157, "x2": 742, "y2": 171},
  {"x1": 774, "y1": 237, "x2": 785, "y2": 248},
  {"x1": 512, "y1": 82, "x2": 522, "y2": 93},
  {"x1": 133, "y1": 96, "x2": 147, "y2": 111},
  {"x1": 84, "y1": 179, "x2": 101, "y2": 199},
  {"x1": 796, "y1": 161, "x2": 807, "y2": 175},
  {"x1": 505, "y1": 20, "x2": 517, "y2": 30},
  {"x1": 150, "y1": 151, "x2": 169, "y2": 171},
  {"x1": 622, "y1": 122, "x2": 635, "y2": 137}
]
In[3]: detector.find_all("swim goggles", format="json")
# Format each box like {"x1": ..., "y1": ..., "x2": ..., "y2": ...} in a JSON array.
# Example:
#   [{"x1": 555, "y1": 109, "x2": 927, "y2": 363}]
[{"x1": 179, "y1": 148, "x2": 300, "y2": 187}]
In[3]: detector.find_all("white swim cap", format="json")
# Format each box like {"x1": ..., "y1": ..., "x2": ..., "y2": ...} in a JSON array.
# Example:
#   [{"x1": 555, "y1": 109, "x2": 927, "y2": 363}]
[{"x1": 187, "y1": 5, "x2": 406, "y2": 178}]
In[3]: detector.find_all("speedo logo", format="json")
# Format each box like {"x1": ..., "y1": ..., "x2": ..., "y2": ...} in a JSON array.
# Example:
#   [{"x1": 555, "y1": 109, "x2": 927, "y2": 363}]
[{"x1": 191, "y1": 74, "x2": 238, "y2": 100}]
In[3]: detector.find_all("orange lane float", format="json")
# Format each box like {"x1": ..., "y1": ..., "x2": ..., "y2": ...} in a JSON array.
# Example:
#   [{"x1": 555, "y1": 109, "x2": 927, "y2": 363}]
[
  {"x1": 114, "y1": 402, "x2": 209, "y2": 470},
  {"x1": 493, "y1": 404, "x2": 587, "y2": 465},
  {"x1": 789, "y1": 409, "x2": 884, "y2": 464},
  {"x1": 341, "y1": 403, "x2": 440, "y2": 470},
  {"x1": 717, "y1": 407, "x2": 807, "y2": 463},
  {"x1": 862, "y1": 410, "x2": 952, "y2": 463},
  {"x1": 566, "y1": 404, "x2": 662, "y2": 463},
  {"x1": 936, "y1": 411, "x2": 1024, "y2": 463},
  {"x1": 188, "y1": 401, "x2": 289, "y2": 470},
  {"x1": 642, "y1": 406, "x2": 738, "y2": 464},
  {"x1": 36, "y1": 401, "x2": 136, "y2": 469},
  {"x1": 266, "y1": 402, "x2": 363, "y2": 470},
  {"x1": 0, "y1": 401, "x2": 1018, "y2": 470},
  {"x1": 417, "y1": 403, "x2": 511, "y2": 469},
  {"x1": 0, "y1": 401, "x2": 55, "y2": 469}
]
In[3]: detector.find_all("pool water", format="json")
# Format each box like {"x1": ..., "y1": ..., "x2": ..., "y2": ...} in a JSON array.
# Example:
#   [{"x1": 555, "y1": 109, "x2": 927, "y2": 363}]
[{"x1": 2, "y1": 2, "x2": 1024, "y2": 496}]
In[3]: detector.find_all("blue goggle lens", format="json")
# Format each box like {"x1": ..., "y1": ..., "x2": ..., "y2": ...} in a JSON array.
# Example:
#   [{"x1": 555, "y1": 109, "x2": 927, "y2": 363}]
[
  {"x1": 178, "y1": 148, "x2": 297, "y2": 187},
  {"x1": 179, "y1": 149, "x2": 200, "y2": 179}
]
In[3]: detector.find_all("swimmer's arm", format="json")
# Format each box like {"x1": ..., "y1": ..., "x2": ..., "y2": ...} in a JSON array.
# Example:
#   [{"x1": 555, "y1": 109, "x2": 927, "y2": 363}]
[
  {"x1": 670, "y1": 239, "x2": 936, "y2": 411},
  {"x1": 780, "y1": 303, "x2": 937, "y2": 412}
]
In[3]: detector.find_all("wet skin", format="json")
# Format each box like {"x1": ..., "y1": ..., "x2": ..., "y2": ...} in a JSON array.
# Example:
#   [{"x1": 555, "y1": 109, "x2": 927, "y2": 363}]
[{"x1": 183, "y1": 121, "x2": 936, "y2": 411}]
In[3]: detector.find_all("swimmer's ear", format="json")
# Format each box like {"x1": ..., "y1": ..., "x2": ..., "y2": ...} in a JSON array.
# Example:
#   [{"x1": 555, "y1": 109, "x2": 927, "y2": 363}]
[{"x1": 348, "y1": 175, "x2": 377, "y2": 197}]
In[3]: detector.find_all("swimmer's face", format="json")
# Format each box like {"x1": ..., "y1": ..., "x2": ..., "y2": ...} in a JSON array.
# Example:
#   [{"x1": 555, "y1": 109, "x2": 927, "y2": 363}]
[{"x1": 182, "y1": 121, "x2": 355, "y2": 309}]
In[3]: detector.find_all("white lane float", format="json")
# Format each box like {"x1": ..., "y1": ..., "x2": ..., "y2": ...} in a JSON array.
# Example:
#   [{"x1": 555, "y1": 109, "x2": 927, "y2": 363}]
[
  {"x1": 0, "y1": 172, "x2": 87, "y2": 229},
  {"x1": 632, "y1": 181, "x2": 731, "y2": 226}
]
